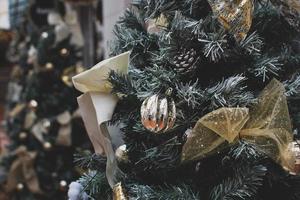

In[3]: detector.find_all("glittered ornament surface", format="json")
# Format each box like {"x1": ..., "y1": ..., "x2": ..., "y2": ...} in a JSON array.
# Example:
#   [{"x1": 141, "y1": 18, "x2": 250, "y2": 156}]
[{"x1": 208, "y1": 0, "x2": 254, "y2": 41}]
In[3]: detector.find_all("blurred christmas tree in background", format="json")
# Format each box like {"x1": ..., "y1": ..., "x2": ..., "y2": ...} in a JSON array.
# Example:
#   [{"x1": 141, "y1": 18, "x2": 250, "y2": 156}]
[
  {"x1": 70, "y1": 0, "x2": 300, "y2": 199},
  {"x1": 0, "y1": 0, "x2": 95, "y2": 199}
]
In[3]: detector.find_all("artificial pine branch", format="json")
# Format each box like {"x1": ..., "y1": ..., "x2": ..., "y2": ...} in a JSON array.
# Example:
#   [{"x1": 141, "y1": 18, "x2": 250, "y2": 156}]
[
  {"x1": 128, "y1": 183, "x2": 200, "y2": 200},
  {"x1": 78, "y1": 171, "x2": 111, "y2": 199},
  {"x1": 285, "y1": 74, "x2": 300, "y2": 97},
  {"x1": 239, "y1": 32, "x2": 264, "y2": 56},
  {"x1": 210, "y1": 165, "x2": 267, "y2": 200},
  {"x1": 251, "y1": 56, "x2": 282, "y2": 82},
  {"x1": 74, "y1": 151, "x2": 106, "y2": 171},
  {"x1": 206, "y1": 75, "x2": 256, "y2": 109}
]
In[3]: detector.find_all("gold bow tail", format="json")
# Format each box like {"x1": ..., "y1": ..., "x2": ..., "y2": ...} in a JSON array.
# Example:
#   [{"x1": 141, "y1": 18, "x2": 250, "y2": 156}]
[
  {"x1": 182, "y1": 79, "x2": 294, "y2": 172},
  {"x1": 72, "y1": 51, "x2": 130, "y2": 188},
  {"x1": 5, "y1": 146, "x2": 42, "y2": 194},
  {"x1": 207, "y1": 0, "x2": 254, "y2": 41}
]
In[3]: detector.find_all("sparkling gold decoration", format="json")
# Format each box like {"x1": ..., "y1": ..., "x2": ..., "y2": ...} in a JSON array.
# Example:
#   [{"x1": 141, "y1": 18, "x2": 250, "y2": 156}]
[
  {"x1": 28, "y1": 100, "x2": 38, "y2": 109},
  {"x1": 207, "y1": 0, "x2": 254, "y2": 41},
  {"x1": 287, "y1": 141, "x2": 300, "y2": 175},
  {"x1": 19, "y1": 132, "x2": 28, "y2": 140},
  {"x1": 45, "y1": 62, "x2": 54, "y2": 70},
  {"x1": 60, "y1": 48, "x2": 69, "y2": 57},
  {"x1": 16, "y1": 183, "x2": 24, "y2": 191},
  {"x1": 141, "y1": 88, "x2": 176, "y2": 133},
  {"x1": 61, "y1": 66, "x2": 85, "y2": 87},
  {"x1": 43, "y1": 142, "x2": 52, "y2": 150},
  {"x1": 115, "y1": 145, "x2": 129, "y2": 163},
  {"x1": 182, "y1": 79, "x2": 294, "y2": 172},
  {"x1": 113, "y1": 182, "x2": 128, "y2": 200},
  {"x1": 146, "y1": 13, "x2": 169, "y2": 34}
]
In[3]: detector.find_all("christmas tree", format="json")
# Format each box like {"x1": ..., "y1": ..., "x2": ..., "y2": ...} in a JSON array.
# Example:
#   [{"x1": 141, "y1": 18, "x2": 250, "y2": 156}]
[
  {"x1": 71, "y1": 0, "x2": 300, "y2": 199},
  {"x1": 1, "y1": 3, "x2": 90, "y2": 199}
]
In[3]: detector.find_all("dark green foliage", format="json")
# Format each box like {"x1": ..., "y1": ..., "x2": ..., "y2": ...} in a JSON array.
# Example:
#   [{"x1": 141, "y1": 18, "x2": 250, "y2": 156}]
[
  {"x1": 74, "y1": 151, "x2": 107, "y2": 171},
  {"x1": 210, "y1": 165, "x2": 267, "y2": 200},
  {"x1": 78, "y1": 171, "x2": 111, "y2": 199},
  {"x1": 128, "y1": 184, "x2": 201, "y2": 199}
]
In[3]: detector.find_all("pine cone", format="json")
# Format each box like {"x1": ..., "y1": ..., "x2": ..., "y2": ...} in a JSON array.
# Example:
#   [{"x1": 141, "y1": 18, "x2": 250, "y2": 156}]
[{"x1": 173, "y1": 48, "x2": 199, "y2": 74}]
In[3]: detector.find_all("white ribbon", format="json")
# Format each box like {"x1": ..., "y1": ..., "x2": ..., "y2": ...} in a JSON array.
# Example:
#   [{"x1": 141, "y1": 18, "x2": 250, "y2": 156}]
[{"x1": 72, "y1": 51, "x2": 130, "y2": 188}]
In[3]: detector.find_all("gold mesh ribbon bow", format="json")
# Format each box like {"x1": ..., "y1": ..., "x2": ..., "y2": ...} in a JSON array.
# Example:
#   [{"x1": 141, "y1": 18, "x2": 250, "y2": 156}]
[
  {"x1": 207, "y1": 0, "x2": 254, "y2": 41},
  {"x1": 6, "y1": 146, "x2": 42, "y2": 194},
  {"x1": 182, "y1": 79, "x2": 294, "y2": 171}
]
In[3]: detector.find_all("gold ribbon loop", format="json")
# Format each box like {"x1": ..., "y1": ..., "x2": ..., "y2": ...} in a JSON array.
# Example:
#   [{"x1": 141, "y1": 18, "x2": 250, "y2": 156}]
[{"x1": 182, "y1": 79, "x2": 294, "y2": 172}]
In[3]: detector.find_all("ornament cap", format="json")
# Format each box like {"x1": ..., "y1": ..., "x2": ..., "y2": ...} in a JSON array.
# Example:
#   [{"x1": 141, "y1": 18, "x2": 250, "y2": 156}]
[{"x1": 165, "y1": 88, "x2": 173, "y2": 96}]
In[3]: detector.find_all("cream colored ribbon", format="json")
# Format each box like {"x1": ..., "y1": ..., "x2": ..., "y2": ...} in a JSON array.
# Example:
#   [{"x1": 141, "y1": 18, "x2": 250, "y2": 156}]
[{"x1": 72, "y1": 51, "x2": 130, "y2": 188}]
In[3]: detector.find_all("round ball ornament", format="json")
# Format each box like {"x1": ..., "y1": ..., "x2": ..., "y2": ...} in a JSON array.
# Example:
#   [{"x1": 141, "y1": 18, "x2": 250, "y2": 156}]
[
  {"x1": 141, "y1": 88, "x2": 176, "y2": 133},
  {"x1": 41, "y1": 32, "x2": 49, "y2": 39},
  {"x1": 60, "y1": 48, "x2": 69, "y2": 57},
  {"x1": 45, "y1": 62, "x2": 54, "y2": 70},
  {"x1": 16, "y1": 183, "x2": 24, "y2": 191},
  {"x1": 19, "y1": 132, "x2": 28, "y2": 140},
  {"x1": 115, "y1": 145, "x2": 129, "y2": 163},
  {"x1": 43, "y1": 142, "x2": 52, "y2": 150},
  {"x1": 59, "y1": 180, "x2": 68, "y2": 191},
  {"x1": 28, "y1": 100, "x2": 38, "y2": 110}
]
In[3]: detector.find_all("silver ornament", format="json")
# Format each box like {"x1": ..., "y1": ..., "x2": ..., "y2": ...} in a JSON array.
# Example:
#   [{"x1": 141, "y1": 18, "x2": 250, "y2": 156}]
[{"x1": 141, "y1": 88, "x2": 176, "y2": 133}]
